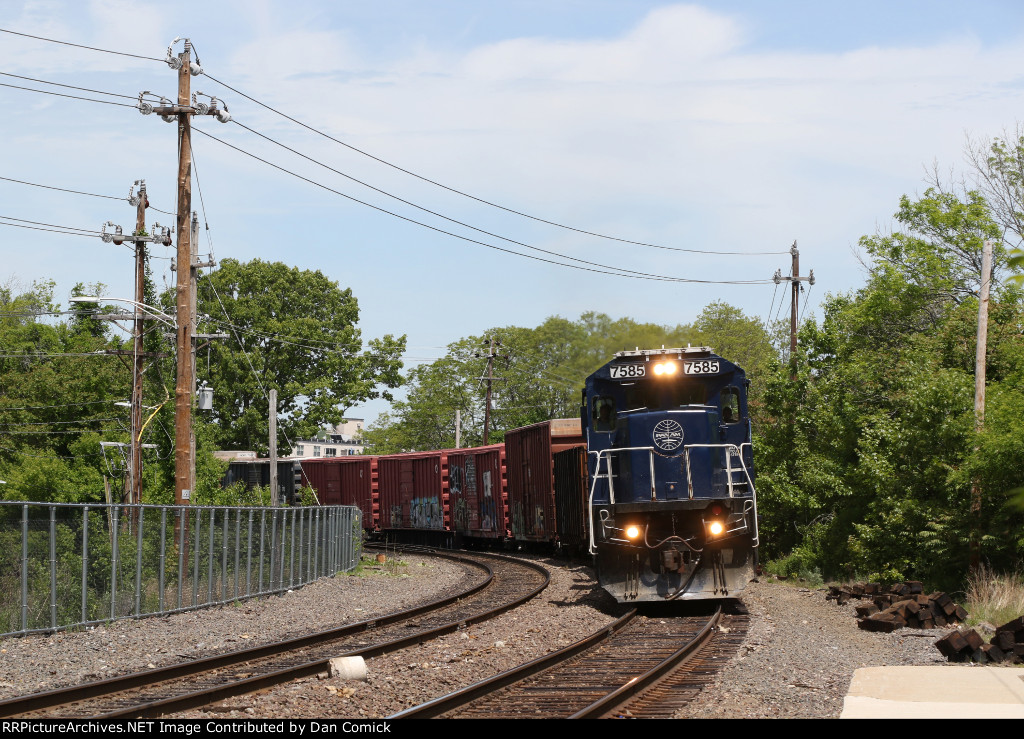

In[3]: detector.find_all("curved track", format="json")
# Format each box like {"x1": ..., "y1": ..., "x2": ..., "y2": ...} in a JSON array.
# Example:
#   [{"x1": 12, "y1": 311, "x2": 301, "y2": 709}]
[
  {"x1": 392, "y1": 604, "x2": 747, "y2": 719},
  {"x1": 0, "y1": 550, "x2": 548, "y2": 719}
]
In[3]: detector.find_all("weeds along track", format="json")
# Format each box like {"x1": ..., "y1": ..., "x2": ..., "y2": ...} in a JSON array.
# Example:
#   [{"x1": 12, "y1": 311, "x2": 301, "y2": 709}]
[
  {"x1": 0, "y1": 550, "x2": 549, "y2": 719},
  {"x1": 392, "y1": 604, "x2": 749, "y2": 719}
]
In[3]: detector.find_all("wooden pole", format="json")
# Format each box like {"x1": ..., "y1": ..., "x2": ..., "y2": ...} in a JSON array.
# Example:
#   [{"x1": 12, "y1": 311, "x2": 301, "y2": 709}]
[
  {"x1": 969, "y1": 239, "x2": 993, "y2": 573},
  {"x1": 131, "y1": 182, "x2": 147, "y2": 512},
  {"x1": 269, "y1": 389, "x2": 278, "y2": 507},
  {"x1": 483, "y1": 337, "x2": 494, "y2": 445},
  {"x1": 174, "y1": 44, "x2": 194, "y2": 510}
]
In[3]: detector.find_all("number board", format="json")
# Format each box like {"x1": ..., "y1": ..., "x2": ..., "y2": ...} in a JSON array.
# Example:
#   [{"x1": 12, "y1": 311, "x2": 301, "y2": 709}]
[
  {"x1": 609, "y1": 363, "x2": 645, "y2": 379},
  {"x1": 683, "y1": 360, "x2": 720, "y2": 375}
]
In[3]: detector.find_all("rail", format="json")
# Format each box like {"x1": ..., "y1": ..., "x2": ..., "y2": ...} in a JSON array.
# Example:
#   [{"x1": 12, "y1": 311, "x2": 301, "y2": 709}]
[{"x1": 0, "y1": 501, "x2": 361, "y2": 638}]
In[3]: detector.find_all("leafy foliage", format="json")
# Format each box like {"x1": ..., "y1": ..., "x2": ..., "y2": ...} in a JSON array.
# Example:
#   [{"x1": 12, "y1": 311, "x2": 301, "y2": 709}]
[
  {"x1": 755, "y1": 186, "x2": 1024, "y2": 590},
  {"x1": 364, "y1": 305, "x2": 775, "y2": 452},
  {"x1": 190, "y1": 259, "x2": 405, "y2": 455}
]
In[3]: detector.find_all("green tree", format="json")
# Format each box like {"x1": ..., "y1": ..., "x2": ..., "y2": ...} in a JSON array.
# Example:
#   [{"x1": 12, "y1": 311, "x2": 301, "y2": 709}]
[
  {"x1": 0, "y1": 280, "x2": 133, "y2": 503},
  {"x1": 755, "y1": 187, "x2": 1024, "y2": 588},
  {"x1": 190, "y1": 259, "x2": 405, "y2": 454},
  {"x1": 365, "y1": 306, "x2": 772, "y2": 453}
]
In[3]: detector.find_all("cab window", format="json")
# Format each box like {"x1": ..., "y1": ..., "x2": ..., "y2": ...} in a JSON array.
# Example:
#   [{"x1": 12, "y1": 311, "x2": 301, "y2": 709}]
[
  {"x1": 721, "y1": 386, "x2": 741, "y2": 424},
  {"x1": 592, "y1": 396, "x2": 617, "y2": 431}
]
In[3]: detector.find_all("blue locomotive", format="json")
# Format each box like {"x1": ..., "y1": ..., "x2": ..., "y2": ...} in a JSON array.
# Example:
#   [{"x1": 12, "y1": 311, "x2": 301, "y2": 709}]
[{"x1": 583, "y1": 346, "x2": 759, "y2": 601}]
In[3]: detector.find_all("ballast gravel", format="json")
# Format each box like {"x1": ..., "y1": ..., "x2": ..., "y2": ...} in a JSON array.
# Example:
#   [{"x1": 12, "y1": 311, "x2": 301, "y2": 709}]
[{"x1": 0, "y1": 554, "x2": 953, "y2": 719}]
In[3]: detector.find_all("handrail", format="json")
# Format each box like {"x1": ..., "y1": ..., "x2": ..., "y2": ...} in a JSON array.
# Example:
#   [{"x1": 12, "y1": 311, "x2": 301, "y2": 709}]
[
  {"x1": 587, "y1": 442, "x2": 760, "y2": 553},
  {"x1": 587, "y1": 446, "x2": 657, "y2": 554}
]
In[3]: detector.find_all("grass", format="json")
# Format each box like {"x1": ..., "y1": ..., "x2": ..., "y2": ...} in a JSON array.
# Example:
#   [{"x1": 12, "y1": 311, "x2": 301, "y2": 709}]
[
  {"x1": 965, "y1": 565, "x2": 1024, "y2": 630},
  {"x1": 347, "y1": 552, "x2": 409, "y2": 578}
]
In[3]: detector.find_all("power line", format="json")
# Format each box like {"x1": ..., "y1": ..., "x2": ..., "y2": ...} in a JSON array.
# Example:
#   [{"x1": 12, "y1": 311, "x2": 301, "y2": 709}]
[
  {"x1": 231, "y1": 120, "x2": 766, "y2": 283},
  {"x1": 0, "y1": 27, "x2": 163, "y2": 62},
  {"x1": 0, "y1": 71, "x2": 141, "y2": 100},
  {"x1": 0, "y1": 80, "x2": 138, "y2": 107},
  {"x1": 0, "y1": 219, "x2": 107, "y2": 239},
  {"x1": 204, "y1": 72, "x2": 788, "y2": 257},
  {"x1": 0, "y1": 175, "x2": 176, "y2": 215},
  {"x1": 0, "y1": 214, "x2": 100, "y2": 234},
  {"x1": 0, "y1": 399, "x2": 118, "y2": 411},
  {"x1": 192, "y1": 126, "x2": 770, "y2": 286}
]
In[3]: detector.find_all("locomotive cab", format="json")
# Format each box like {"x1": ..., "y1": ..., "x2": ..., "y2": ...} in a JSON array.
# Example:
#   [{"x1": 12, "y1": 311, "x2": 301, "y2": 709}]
[{"x1": 584, "y1": 347, "x2": 759, "y2": 602}]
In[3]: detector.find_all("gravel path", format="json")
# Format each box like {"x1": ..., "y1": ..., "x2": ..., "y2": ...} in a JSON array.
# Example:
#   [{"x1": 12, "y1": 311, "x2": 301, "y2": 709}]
[{"x1": 0, "y1": 554, "x2": 954, "y2": 719}]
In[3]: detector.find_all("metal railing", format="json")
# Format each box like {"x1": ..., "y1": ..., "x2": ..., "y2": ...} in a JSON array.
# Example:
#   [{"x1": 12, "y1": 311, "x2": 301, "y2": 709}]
[
  {"x1": 0, "y1": 501, "x2": 361, "y2": 638},
  {"x1": 586, "y1": 443, "x2": 760, "y2": 553}
]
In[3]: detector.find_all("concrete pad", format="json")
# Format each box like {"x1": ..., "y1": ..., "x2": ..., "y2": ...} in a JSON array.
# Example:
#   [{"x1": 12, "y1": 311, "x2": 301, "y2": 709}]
[{"x1": 841, "y1": 666, "x2": 1024, "y2": 718}]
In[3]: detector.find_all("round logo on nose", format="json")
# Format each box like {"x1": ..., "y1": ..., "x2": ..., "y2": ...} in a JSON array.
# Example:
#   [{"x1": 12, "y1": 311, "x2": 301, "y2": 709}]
[{"x1": 653, "y1": 420, "x2": 684, "y2": 452}]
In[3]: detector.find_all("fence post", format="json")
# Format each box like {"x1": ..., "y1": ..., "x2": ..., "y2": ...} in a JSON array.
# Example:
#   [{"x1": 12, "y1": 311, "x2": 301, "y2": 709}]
[
  {"x1": 247, "y1": 509, "x2": 254, "y2": 597},
  {"x1": 21, "y1": 505, "x2": 28, "y2": 633},
  {"x1": 82, "y1": 506, "x2": 90, "y2": 624},
  {"x1": 258, "y1": 509, "x2": 266, "y2": 594},
  {"x1": 49, "y1": 506, "x2": 57, "y2": 629},
  {"x1": 221, "y1": 508, "x2": 229, "y2": 602},
  {"x1": 192, "y1": 509, "x2": 201, "y2": 607},
  {"x1": 207, "y1": 508, "x2": 215, "y2": 604},
  {"x1": 134, "y1": 506, "x2": 144, "y2": 617},
  {"x1": 289, "y1": 507, "x2": 296, "y2": 588},
  {"x1": 159, "y1": 507, "x2": 167, "y2": 613},
  {"x1": 234, "y1": 508, "x2": 241, "y2": 600},
  {"x1": 177, "y1": 507, "x2": 185, "y2": 610},
  {"x1": 110, "y1": 507, "x2": 119, "y2": 620}
]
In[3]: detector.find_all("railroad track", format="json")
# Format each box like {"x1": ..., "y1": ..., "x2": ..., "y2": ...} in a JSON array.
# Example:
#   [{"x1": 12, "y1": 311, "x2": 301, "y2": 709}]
[
  {"x1": 0, "y1": 549, "x2": 549, "y2": 719},
  {"x1": 392, "y1": 604, "x2": 748, "y2": 719}
]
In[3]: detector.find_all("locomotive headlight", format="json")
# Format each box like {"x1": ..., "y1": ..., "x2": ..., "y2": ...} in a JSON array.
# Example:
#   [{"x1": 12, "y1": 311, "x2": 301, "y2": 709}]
[
  {"x1": 653, "y1": 361, "x2": 677, "y2": 376},
  {"x1": 708, "y1": 520, "x2": 724, "y2": 537},
  {"x1": 625, "y1": 524, "x2": 641, "y2": 540}
]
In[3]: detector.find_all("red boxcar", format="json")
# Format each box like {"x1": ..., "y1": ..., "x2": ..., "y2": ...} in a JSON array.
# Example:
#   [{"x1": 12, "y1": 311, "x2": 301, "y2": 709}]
[
  {"x1": 376, "y1": 450, "x2": 449, "y2": 534},
  {"x1": 447, "y1": 444, "x2": 507, "y2": 541},
  {"x1": 299, "y1": 456, "x2": 377, "y2": 530},
  {"x1": 504, "y1": 419, "x2": 585, "y2": 544}
]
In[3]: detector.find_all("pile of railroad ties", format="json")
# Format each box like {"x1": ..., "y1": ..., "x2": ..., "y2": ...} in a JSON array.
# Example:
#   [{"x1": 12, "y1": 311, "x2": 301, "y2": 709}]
[{"x1": 826, "y1": 582, "x2": 1024, "y2": 664}]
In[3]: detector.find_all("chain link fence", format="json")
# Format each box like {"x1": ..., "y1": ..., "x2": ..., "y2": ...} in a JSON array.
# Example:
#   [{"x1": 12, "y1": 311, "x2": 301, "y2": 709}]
[{"x1": 0, "y1": 501, "x2": 361, "y2": 638}]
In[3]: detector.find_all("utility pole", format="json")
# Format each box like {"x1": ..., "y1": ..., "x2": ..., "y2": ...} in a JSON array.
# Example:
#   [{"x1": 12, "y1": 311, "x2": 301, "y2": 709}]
[
  {"x1": 269, "y1": 389, "x2": 278, "y2": 507},
  {"x1": 130, "y1": 181, "x2": 148, "y2": 511},
  {"x1": 773, "y1": 241, "x2": 815, "y2": 378},
  {"x1": 173, "y1": 42, "x2": 195, "y2": 509},
  {"x1": 141, "y1": 38, "x2": 230, "y2": 509},
  {"x1": 970, "y1": 239, "x2": 994, "y2": 573},
  {"x1": 89, "y1": 185, "x2": 171, "y2": 513},
  {"x1": 475, "y1": 337, "x2": 506, "y2": 445}
]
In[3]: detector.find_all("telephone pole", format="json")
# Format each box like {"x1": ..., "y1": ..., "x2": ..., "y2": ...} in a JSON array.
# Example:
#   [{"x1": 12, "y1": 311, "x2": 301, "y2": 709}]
[
  {"x1": 130, "y1": 181, "x2": 148, "y2": 509},
  {"x1": 141, "y1": 38, "x2": 230, "y2": 508},
  {"x1": 88, "y1": 185, "x2": 171, "y2": 511},
  {"x1": 773, "y1": 241, "x2": 815, "y2": 378},
  {"x1": 970, "y1": 239, "x2": 994, "y2": 573},
  {"x1": 475, "y1": 337, "x2": 506, "y2": 445}
]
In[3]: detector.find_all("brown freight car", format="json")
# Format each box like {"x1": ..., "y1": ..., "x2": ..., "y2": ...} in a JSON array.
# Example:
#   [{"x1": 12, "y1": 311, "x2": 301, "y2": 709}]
[
  {"x1": 447, "y1": 444, "x2": 507, "y2": 542},
  {"x1": 376, "y1": 449, "x2": 451, "y2": 543},
  {"x1": 299, "y1": 456, "x2": 377, "y2": 531},
  {"x1": 504, "y1": 419, "x2": 586, "y2": 545}
]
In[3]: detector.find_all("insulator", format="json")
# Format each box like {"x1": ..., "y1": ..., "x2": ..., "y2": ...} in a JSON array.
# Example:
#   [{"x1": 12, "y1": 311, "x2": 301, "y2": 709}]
[
  {"x1": 138, "y1": 101, "x2": 153, "y2": 116},
  {"x1": 189, "y1": 61, "x2": 203, "y2": 76},
  {"x1": 214, "y1": 108, "x2": 232, "y2": 124},
  {"x1": 808, "y1": 270, "x2": 815, "y2": 286},
  {"x1": 193, "y1": 101, "x2": 209, "y2": 115},
  {"x1": 165, "y1": 37, "x2": 182, "y2": 69}
]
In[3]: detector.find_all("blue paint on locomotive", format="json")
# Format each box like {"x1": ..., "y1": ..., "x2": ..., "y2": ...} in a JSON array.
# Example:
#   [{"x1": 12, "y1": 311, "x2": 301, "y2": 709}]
[{"x1": 582, "y1": 346, "x2": 760, "y2": 602}]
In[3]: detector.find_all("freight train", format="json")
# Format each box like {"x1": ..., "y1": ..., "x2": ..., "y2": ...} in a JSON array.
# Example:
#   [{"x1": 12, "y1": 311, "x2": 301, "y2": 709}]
[{"x1": 299, "y1": 346, "x2": 759, "y2": 602}]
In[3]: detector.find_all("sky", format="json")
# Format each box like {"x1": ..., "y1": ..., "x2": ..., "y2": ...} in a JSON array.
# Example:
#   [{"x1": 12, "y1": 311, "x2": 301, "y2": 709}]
[{"x1": 3, "y1": 0, "x2": 1024, "y2": 425}]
